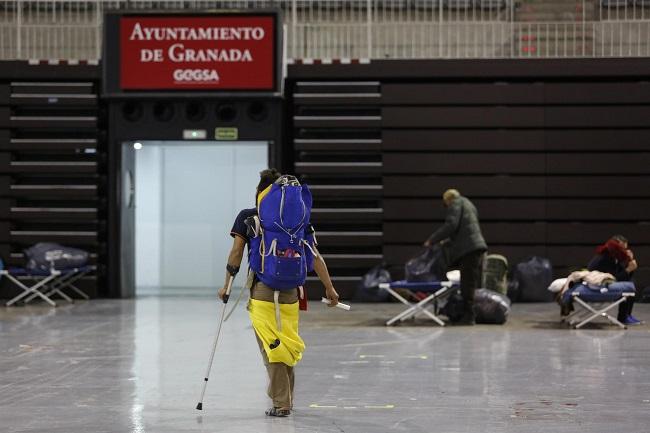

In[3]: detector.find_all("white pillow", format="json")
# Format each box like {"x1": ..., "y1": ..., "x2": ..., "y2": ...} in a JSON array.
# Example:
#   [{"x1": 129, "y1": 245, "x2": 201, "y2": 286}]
[
  {"x1": 446, "y1": 269, "x2": 461, "y2": 283},
  {"x1": 548, "y1": 278, "x2": 567, "y2": 293}
]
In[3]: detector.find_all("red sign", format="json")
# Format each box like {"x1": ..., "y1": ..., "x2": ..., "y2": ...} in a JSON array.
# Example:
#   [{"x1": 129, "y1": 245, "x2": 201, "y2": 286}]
[{"x1": 119, "y1": 16, "x2": 276, "y2": 90}]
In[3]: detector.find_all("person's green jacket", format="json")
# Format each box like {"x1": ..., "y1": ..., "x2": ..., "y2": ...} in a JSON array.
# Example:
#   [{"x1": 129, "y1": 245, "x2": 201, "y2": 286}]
[{"x1": 427, "y1": 196, "x2": 487, "y2": 263}]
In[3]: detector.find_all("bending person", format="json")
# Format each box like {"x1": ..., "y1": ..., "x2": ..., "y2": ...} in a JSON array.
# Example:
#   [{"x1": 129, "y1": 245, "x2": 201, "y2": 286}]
[
  {"x1": 424, "y1": 189, "x2": 487, "y2": 324},
  {"x1": 218, "y1": 168, "x2": 339, "y2": 417},
  {"x1": 587, "y1": 235, "x2": 641, "y2": 326}
]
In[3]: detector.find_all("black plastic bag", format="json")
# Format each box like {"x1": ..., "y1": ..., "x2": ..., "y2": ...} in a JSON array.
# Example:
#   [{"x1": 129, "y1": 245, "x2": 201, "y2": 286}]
[
  {"x1": 24, "y1": 243, "x2": 89, "y2": 271},
  {"x1": 507, "y1": 279, "x2": 520, "y2": 303},
  {"x1": 641, "y1": 286, "x2": 650, "y2": 303},
  {"x1": 513, "y1": 256, "x2": 553, "y2": 302},
  {"x1": 405, "y1": 244, "x2": 448, "y2": 282},
  {"x1": 473, "y1": 288, "x2": 511, "y2": 324},
  {"x1": 356, "y1": 263, "x2": 392, "y2": 302}
]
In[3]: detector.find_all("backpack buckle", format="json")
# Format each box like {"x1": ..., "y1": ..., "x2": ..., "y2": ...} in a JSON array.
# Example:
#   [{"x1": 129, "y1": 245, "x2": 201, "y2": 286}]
[{"x1": 275, "y1": 175, "x2": 301, "y2": 187}]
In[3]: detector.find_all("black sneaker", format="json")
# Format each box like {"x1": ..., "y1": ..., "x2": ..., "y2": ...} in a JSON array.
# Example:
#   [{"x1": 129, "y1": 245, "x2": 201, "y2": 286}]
[{"x1": 265, "y1": 407, "x2": 291, "y2": 417}]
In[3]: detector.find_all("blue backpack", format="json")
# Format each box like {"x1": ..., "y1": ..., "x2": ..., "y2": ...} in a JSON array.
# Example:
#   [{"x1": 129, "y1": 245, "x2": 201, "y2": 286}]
[{"x1": 248, "y1": 175, "x2": 317, "y2": 290}]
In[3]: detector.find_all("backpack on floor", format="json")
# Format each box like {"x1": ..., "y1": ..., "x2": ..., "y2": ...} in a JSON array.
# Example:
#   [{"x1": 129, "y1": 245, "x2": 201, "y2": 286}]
[
  {"x1": 248, "y1": 175, "x2": 316, "y2": 290},
  {"x1": 356, "y1": 263, "x2": 392, "y2": 302},
  {"x1": 483, "y1": 254, "x2": 508, "y2": 295},
  {"x1": 513, "y1": 256, "x2": 553, "y2": 302}
]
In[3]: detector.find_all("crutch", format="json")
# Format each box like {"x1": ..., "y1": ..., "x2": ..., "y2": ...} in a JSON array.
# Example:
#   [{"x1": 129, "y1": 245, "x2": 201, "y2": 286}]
[{"x1": 196, "y1": 265, "x2": 237, "y2": 411}]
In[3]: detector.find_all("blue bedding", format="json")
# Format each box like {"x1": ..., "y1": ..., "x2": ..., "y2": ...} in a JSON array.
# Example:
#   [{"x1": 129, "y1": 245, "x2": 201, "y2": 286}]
[
  {"x1": 384, "y1": 280, "x2": 458, "y2": 293},
  {"x1": 563, "y1": 281, "x2": 636, "y2": 304},
  {"x1": 4, "y1": 265, "x2": 96, "y2": 277}
]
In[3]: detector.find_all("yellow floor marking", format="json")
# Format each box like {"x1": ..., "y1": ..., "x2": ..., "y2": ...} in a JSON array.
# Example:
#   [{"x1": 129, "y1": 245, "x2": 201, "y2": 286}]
[
  {"x1": 359, "y1": 355, "x2": 385, "y2": 359},
  {"x1": 404, "y1": 355, "x2": 428, "y2": 360},
  {"x1": 364, "y1": 405, "x2": 395, "y2": 409},
  {"x1": 309, "y1": 404, "x2": 337, "y2": 408}
]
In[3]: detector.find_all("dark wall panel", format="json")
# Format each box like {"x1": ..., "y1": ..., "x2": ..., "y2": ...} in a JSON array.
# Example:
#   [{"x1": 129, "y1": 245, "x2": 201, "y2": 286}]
[
  {"x1": 545, "y1": 130, "x2": 650, "y2": 151},
  {"x1": 0, "y1": 61, "x2": 104, "y2": 300},
  {"x1": 545, "y1": 177, "x2": 650, "y2": 197},
  {"x1": 382, "y1": 107, "x2": 545, "y2": 128},
  {"x1": 545, "y1": 223, "x2": 650, "y2": 243},
  {"x1": 384, "y1": 153, "x2": 547, "y2": 174},
  {"x1": 545, "y1": 200, "x2": 649, "y2": 220},
  {"x1": 385, "y1": 175, "x2": 650, "y2": 198},
  {"x1": 385, "y1": 222, "x2": 650, "y2": 245},
  {"x1": 382, "y1": 130, "x2": 546, "y2": 151},
  {"x1": 0, "y1": 84, "x2": 8, "y2": 104},
  {"x1": 546, "y1": 153, "x2": 650, "y2": 175},
  {"x1": 384, "y1": 198, "x2": 547, "y2": 221},
  {"x1": 545, "y1": 106, "x2": 650, "y2": 127},
  {"x1": 384, "y1": 176, "x2": 546, "y2": 198},
  {"x1": 544, "y1": 82, "x2": 650, "y2": 104},
  {"x1": 384, "y1": 222, "x2": 548, "y2": 244},
  {"x1": 381, "y1": 83, "x2": 544, "y2": 105}
]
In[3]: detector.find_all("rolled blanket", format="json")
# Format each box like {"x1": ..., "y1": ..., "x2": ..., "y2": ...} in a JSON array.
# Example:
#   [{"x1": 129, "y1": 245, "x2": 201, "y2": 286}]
[{"x1": 248, "y1": 298, "x2": 305, "y2": 366}]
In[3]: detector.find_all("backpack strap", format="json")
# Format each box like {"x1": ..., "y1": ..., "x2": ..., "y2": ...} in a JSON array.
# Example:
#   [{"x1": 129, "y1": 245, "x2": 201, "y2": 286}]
[
  {"x1": 273, "y1": 290, "x2": 282, "y2": 332},
  {"x1": 259, "y1": 233, "x2": 277, "y2": 274},
  {"x1": 302, "y1": 238, "x2": 318, "y2": 259},
  {"x1": 257, "y1": 184, "x2": 273, "y2": 208}
]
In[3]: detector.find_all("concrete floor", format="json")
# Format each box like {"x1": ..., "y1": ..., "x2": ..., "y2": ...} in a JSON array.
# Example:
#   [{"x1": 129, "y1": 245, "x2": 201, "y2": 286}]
[{"x1": 1, "y1": 296, "x2": 650, "y2": 433}]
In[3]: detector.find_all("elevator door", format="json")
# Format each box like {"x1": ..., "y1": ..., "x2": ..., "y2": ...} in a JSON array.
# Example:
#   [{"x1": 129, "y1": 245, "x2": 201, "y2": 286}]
[{"x1": 120, "y1": 140, "x2": 267, "y2": 297}]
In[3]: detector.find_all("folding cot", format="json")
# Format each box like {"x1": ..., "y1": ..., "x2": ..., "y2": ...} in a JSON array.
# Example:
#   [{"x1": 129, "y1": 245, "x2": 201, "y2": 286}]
[
  {"x1": 378, "y1": 280, "x2": 460, "y2": 326},
  {"x1": 561, "y1": 281, "x2": 636, "y2": 329},
  {"x1": 1, "y1": 260, "x2": 95, "y2": 307}
]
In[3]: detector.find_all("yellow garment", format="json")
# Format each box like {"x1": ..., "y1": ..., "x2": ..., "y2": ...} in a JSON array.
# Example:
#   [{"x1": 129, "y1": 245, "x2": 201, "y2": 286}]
[
  {"x1": 248, "y1": 298, "x2": 305, "y2": 366},
  {"x1": 256, "y1": 184, "x2": 272, "y2": 207}
]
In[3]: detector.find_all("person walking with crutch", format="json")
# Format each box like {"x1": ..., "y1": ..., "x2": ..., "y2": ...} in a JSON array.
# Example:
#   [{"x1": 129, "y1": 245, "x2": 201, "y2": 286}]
[{"x1": 200, "y1": 169, "x2": 339, "y2": 417}]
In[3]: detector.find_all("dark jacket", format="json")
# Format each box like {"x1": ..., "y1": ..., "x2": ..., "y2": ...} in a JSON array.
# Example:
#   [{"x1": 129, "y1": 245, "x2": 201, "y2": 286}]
[
  {"x1": 427, "y1": 196, "x2": 487, "y2": 263},
  {"x1": 587, "y1": 253, "x2": 633, "y2": 282}
]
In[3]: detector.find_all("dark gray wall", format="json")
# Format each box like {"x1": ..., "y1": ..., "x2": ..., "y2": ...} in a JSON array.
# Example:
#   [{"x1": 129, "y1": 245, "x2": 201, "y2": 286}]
[{"x1": 0, "y1": 61, "x2": 104, "y2": 298}]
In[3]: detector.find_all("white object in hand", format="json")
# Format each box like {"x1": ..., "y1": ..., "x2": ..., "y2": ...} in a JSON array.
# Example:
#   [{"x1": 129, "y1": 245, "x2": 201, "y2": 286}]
[{"x1": 321, "y1": 297, "x2": 351, "y2": 311}]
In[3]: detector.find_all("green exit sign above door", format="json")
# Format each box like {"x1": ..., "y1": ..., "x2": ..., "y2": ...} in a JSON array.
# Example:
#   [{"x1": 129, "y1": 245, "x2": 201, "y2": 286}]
[{"x1": 215, "y1": 127, "x2": 238, "y2": 140}]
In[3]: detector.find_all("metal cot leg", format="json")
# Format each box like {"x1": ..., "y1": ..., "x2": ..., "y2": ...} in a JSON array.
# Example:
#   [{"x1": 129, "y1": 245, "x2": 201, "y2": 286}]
[
  {"x1": 573, "y1": 296, "x2": 629, "y2": 329},
  {"x1": 381, "y1": 284, "x2": 454, "y2": 327},
  {"x1": 5, "y1": 273, "x2": 59, "y2": 307},
  {"x1": 24, "y1": 273, "x2": 72, "y2": 303}
]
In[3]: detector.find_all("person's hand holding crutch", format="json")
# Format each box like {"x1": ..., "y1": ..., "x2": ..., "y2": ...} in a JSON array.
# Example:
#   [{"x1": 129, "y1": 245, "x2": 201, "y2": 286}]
[
  {"x1": 217, "y1": 286, "x2": 229, "y2": 302},
  {"x1": 196, "y1": 264, "x2": 238, "y2": 411}
]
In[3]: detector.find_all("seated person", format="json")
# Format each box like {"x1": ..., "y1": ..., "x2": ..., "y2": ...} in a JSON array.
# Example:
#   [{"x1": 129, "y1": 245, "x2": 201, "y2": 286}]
[{"x1": 587, "y1": 235, "x2": 641, "y2": 325}]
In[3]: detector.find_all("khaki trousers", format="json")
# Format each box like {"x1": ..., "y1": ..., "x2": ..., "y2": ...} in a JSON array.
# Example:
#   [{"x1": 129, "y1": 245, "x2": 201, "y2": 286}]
[{"x1": 250, "y1": 279, "x2": 299, "y2": 409}]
